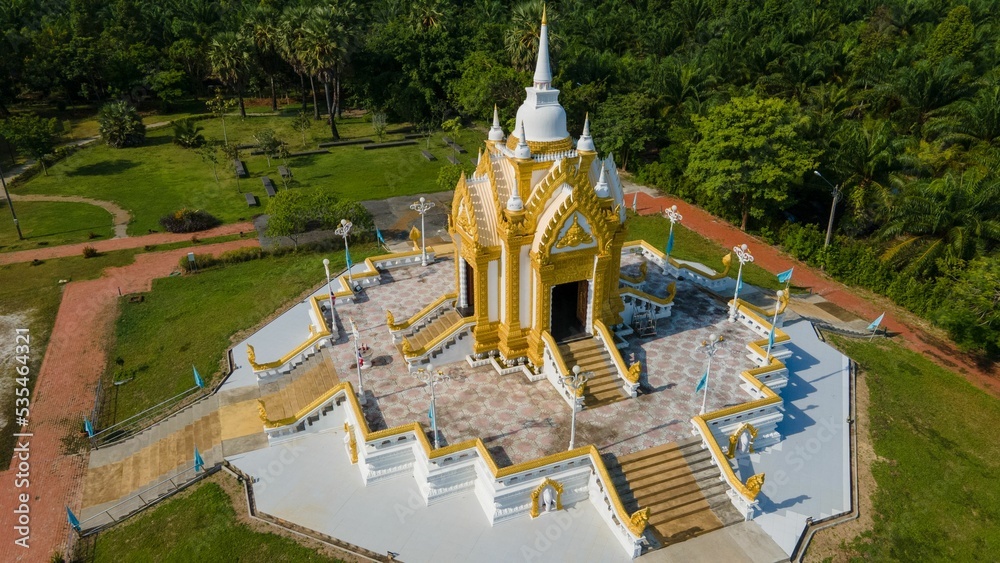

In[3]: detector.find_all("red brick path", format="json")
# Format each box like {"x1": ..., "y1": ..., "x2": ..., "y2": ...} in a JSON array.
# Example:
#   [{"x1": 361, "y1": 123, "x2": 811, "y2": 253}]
[
  {"x1": 0, "y1": 222, "x2": 256, "y2": 266},
  {"x1": 630, "y1": 191, "x2": 998, "y2": 396},
  {"x1": 0, "y1": 239, "x2": 258, "y2": 562}
]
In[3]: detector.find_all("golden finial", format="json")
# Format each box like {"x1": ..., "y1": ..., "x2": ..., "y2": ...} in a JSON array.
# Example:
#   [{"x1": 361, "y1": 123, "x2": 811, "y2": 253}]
[{"x1": 542, "y1": 4, "x2": 547, "y2": 25}]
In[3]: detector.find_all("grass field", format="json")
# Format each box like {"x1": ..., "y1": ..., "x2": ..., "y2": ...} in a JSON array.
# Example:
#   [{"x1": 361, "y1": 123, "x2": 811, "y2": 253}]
[
  {"x1": 625, "y1": 214, "x2": 784, "y2": 291},
  {"x1": 84, "y1": 478, "x2": 339, "y2": 562},
  {"x1": 828, "y1": 336, "x2": 1000, "y2": 560},
  {"x1": 15, "y1": 111, "x2": 481, "y2": 236},
  {"x1": 0, "y1": 200, "x2": 114, "y2": 252},
  {"x1": 101, "y1": 243, "x2": 375, "y2": 424}
]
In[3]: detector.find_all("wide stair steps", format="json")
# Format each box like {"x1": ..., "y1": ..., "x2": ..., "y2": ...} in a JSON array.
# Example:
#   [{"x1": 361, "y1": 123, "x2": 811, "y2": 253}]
[
  {"x1": 558, "y1": 337, "x2": 626, "y2": 408},
  {"x1": 258, "y1": 348, "x2": 340, "y2": 420},
  {"x1": 606, "y1": 439, "x2": 744, "y2": 549},
  {"x1": 404, "y1": 309, "x2": 463, "y2": 352}
]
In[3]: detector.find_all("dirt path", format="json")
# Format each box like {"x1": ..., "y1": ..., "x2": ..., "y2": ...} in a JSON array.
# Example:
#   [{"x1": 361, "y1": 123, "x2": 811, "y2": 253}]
[
  {"x1": 0, "y1": 238, "x2": 258, "y2": 562},
  {"x1": 0, "y1": 222, "x2": 255, "y2": 266},
  {"x1": 6, "y1": 194, "x2": 131, "y2": 239},
  {"x1": 625, "y1": 187, "x2": 999, "y2": 397}
]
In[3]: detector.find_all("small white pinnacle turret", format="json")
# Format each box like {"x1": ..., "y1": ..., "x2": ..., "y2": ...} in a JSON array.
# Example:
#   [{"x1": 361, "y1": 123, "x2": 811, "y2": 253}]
[
  {"x1": 513, "y1": 121, "x2": 532, "y2": 159},
  {"x1": 577, "y1": 113, "x2": 595, "y2": 152},
  {"x1": 488, "y1": 105, "x2": 504, "y2": 141},
  {"x1": 594, "y1": 163, "x2": 610, "y2": 198}
]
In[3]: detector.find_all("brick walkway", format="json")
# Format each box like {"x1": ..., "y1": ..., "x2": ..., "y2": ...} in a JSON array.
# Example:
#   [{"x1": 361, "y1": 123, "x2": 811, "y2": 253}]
[
  {"x1": 0, "y1": 222, "x2": 256, "y2": 266},
  {"x1": 624, "y1": 186, "x2": 999, "y2": 396},
  {"x1": 0, "y1": 239, "x2": 258, "y2": 562}
]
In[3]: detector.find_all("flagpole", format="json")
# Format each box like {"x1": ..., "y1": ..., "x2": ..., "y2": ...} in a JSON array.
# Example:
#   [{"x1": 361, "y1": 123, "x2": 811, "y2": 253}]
[
  {"x1": 664, "y1": 205, "x2": 682, "y2": 263},
  {"x1": 765, "y1": 290, "x2": 784, "y2": 361},
  {"x1": 701, "y1": 333, "x2": 721, "y2": 415}
]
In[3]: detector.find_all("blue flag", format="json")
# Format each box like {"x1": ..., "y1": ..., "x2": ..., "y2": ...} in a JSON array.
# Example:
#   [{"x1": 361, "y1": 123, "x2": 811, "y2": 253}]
[
  {"x1": 346, "y1": 248, "x2": 353, "y2": 269},
  {"x1": 867, "y1": 312, "x2": 885, "y2": 332},
  {"x1": 736, "y1": 274, "x2": 743, "y2": 292},
  {"x1": 67, "y1": 506, "x2": 81, "y2": 532},
  {"x1": 194, "y1": 446, "x2": 205, "y2": 472},
  {"x1": 428, "y1": 402, "x2": 436, "y2": 426},
  {"x1": 666, "y1": 229, "x2": 675, "y2": 254},
  {"x1": 695, "y1": 371, "x2": 708, "y2": 394},
  {"x1": 376, "y1": 227, "x2": 386, "y2": 245},
  {"x1": 777, "y1": 267, "x2": 794, "y2": 284},
  {"x1": 193, "y1": 365, "x2": 204, "y2": 389},
  {"x1": 84, "y1": 417, "x2": 94, "y2": 437},
  {"x1": 767, "y1": 327, "x2": 775, "y2": 350}
]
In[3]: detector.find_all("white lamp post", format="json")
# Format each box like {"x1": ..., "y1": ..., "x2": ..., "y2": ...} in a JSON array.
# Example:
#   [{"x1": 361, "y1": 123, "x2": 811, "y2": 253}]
[
  {"x1": 765, "y1": 290, "x2": 784, "y2": 361},
  {"x1": 700, "y1": 333, "x2": 722, "y2": 415},
  {"x1": 410, "y1": 196, "x2": 436, "y2": 266},
  {"x1": 349, "y1": 317, "x2": 366, "y2": 405},
  {"x1": 664, "y1": 204, "x2": 683, "y2": 262},
  {"x1": 729, "y1": 243, "x2": 754, "y2": 322},
  {"x1": 0, "y1": 162, "x2": 23, "y2": 240},
  {"x1": 335, "y1": 219, "x2": 354, "y2": 286},
  {"x1": 322, "y1": 258, "x2": 335, "y2": 317},
  {"x1": 415, "y1": 363, "x2": 447, "y2": 448},
  {"x1": 814, "y1": 171, "x2": 842, "y2": 249},
  {"x1": 563, "y1": 365, "x2": 590, "y2": 450}
]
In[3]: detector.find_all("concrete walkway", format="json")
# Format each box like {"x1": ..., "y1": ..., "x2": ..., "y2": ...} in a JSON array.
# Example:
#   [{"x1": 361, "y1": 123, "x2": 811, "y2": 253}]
[{"x1": 621, "y1": 182, "x2": 998, "y2": 397}]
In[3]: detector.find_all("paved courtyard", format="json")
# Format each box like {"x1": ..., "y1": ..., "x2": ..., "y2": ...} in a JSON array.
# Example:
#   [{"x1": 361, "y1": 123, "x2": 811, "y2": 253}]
[{"x1": 323, "y1": 253, "x2": 759, "y2": 465}]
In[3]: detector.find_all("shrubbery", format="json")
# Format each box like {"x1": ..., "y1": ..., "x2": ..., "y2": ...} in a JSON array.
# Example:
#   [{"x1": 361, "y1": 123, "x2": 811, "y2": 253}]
[
  {"x1": 178, "y1": 246, "x2": 265, "y2": 272},
  {"x1": 159, "y1": 209, "x2": 222, "y2": 233},
  {"x1": 98, "y1": 100, "x2": 146, "y2": 148}
]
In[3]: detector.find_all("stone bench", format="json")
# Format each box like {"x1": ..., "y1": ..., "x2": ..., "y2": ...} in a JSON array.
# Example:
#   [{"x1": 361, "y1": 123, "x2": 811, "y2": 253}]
[
  {"x1": 262, "y1": 177, "x2": 276, "y2": 197},
  {"x1": 447, "y1": 155, "x2": 459, "y2": 165},
  {"x1": 278, "y1": 165, "x2": 292, "y2": 180},
  {"x1": 233, "y1": 159, "x2": 248, "y2": 178},
  {"x1": 421, "y1": 150, "x2": 436, "y2": 161},
  {"x1": 245, "y1": 193, "x2": 258, "y2": 207}
]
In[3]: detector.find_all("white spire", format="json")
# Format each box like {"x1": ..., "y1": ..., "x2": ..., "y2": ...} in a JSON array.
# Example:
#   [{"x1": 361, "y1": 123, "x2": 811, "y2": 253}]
[
  {"x1": 594, "y1": 163, "x2": 609, "y2": 198},
  {"x1": 514, "y1": 121, "x2": 532, "y2": 159},
  {"x1": 577, "y1": 112, "x2": 595, "y2": 152},
  {"x1": 488, "y1": 104, "x2": 504, "y2": 141},
  {"x1": 533, "y1": 6, "x2": 552, "y2": 89},
  {"x1": 506, "y1": 180, "x2": 524, "y2": 212}
]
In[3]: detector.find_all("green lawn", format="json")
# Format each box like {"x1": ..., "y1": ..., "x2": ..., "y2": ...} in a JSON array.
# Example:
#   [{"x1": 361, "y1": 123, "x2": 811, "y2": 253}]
[
  {"x1": 85, "y1": 479, "x2": 339, "y2": 562},
  {"x1": 625, "y1": 214, "x2": 784, "y2": 291},
  {"x1": 16, "y1": 113, "x2": 479, "y2": 235},
  {"x1": 0, "y1": 200, "x2": 114, "y2": 252},
  {"x1": 102, "y1": 243, "x2": 375, "y2": 424},
  {"x1": 828, "y1": 336, "x2": 1000, "y2": 560}
]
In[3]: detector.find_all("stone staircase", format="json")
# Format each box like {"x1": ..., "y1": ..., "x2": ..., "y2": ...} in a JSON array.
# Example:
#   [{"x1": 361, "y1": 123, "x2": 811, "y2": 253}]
[
  {"x1": 558, "y1": 337, "x2": 626, "y2": 408},
  {"x1": 403, "y1": 309, "x2": 463, "y2": 352},
  {"x1": 258, "y1": 348, "x2": 340, "y2": 420},
  {"x1": 606, "y1": 439, "x2": 743, "y2": 549}
]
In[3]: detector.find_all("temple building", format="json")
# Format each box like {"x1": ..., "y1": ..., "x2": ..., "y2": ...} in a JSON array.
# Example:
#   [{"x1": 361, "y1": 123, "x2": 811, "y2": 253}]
[{"x1": 447, "y1": 10, "x2": 629, "y2": 367}]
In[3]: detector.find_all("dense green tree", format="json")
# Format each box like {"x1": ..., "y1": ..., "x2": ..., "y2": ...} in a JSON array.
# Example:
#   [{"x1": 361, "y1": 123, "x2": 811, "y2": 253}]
[
  {"x1": 687, "y1": 95, "x2": 817, "y2": 230},
  {"x1": 934, "y1": 257, "x2": 1000, "y2": 356},
  {"x1": 98, "y1": 100, "x2": 146, "y2": 148},
  {"x1": 2, "y1": 114, "x2": 60, "y2": 175},
  {"x1": 592, "y1": 92, "x2": 657, "y2": 172},
  {"x1": 210, "y1": 31, "x2": 251, "y2": 118}
]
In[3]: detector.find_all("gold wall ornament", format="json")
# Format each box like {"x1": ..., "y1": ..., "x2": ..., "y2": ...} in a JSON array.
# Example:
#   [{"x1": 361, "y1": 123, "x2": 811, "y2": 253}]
[
  {"x1": 555, "y1": 215, "x2": 594, "y2": 249},
  {"x1": 627, "y1": 507, "x2": 650, "y2": 535},
  {"x1": 726, "y1": 422, "x2": 760, "y2": 459},
  {"x1": 626, "y1": 361, "x2": 642, "y2": 384},
  {"x1": 386, "y1": 310, "x2": 397, "y2": 330},
  {"x1": 529, "y1": 477, "x2": 565, "y2": 518},
  {"x1": 401, "y1": 338, "x2": 413, "y2": 357},
  {"x1": 745, "y1": 473, "x2": 765, "y2": 500},
  {"x1": 247, "y1": 344, "x2": 262, "y2": 371},
  {"x1": 257, "y1": 399, "x2": 268, "y2": 424},
  {"x1": 344, "y1": 422, "x2": 358, "y2": 464}
]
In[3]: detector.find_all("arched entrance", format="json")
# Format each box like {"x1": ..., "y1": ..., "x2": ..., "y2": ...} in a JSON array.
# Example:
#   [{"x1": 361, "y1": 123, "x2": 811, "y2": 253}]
[{"x1": 551, "y1": 279, "x2": 589, "y2": 342}]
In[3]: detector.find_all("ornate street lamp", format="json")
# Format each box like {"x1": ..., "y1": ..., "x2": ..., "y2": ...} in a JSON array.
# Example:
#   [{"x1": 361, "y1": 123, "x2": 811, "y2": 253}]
[
  {"x1": 664, "y1": 204, "x2": 683, "y2": 262},
  {"x1": 415, "y1": 363, "x2": 448, "y2": 448},
  {"x1": 335, "y1": 219, "x2": 354, "y2": 287},
  {"x1": 700, "y1": 333, "x2": 723, "y2": 415},
  {"x1": 410, "y1": 196, "x2": 435, "y2": 266},
  {"x1": 729, "y1": 243, "x2": 754, "y2": 322},
  {"x1": 322, "y1": 258, "x2": 335, "y2": 317},
  {"x1": 563, "y1": 365, "x2": 590, "y2": 450}
]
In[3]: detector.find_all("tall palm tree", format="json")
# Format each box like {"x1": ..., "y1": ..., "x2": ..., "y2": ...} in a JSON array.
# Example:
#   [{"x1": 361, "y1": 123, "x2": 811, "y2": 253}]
[
  {"x1": 927, "y1": 83, "x2": 1000, "y2": 148},
  {"x1": 299, "y1": 6, "x2": 349, "y2": 139},
  {"x1": 278, "y1": 6, "x2": 317, "y2": 119},
  {"x1": 505, "y1": 0, "x2": 555, "y2": 72},
  {"x1": 210, "y1": 31, "x2": 250, "y2": 118},
  {"x1": 879, "y1": 172, "x2": 1000, "y2": 275},
  {"x1": 246, "y1": 6, "x2": 283, "y2": 112},
  {"x1": 832, "y1": 119, "x2": 901, "y2": 223}
]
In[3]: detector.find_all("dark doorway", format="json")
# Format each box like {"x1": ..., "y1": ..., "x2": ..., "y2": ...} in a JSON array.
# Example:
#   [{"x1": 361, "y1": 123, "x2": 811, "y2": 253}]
[
  {"x1": 551, "y1": 280, "x2": 589, "y2": 342},
  {"x1": 459, "y1": 259, "x2": 475, "y2": 317}
]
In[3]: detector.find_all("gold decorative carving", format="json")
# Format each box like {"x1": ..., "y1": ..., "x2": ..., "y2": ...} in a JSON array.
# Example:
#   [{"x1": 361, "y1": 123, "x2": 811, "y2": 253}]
[
  {"x1": 529, "y1": 477, "x2": 565, "y2": 518},
  {"x1": 257, "y1": 399, "x2": 268, "y2": 425},
  {"x1": 401, "y1": 338, "x2": 413, "y2": 357},
  {"x1": 386, "y1": 310, "x2": 397, "y2": 330},
  {"x1": 626, "y1": 362, "x2": 642, "y2": 384},
  {"x1": 627, "y1": 507, "x2": 650, "y2": 535},
  {"x1": 247, "y1": 344, "x2": 262, "y2": 371},
  {"x1": 726, "y1": 422, "x2": 759, "y2": 459},
  {"x1": 620, "y1": 261, "x2": 647, "y2": 284},
  {"x1": 344, "y1": 422, "x2": 358, "y2": 464},
  {"x1": 720, "y1": 252, "x2": 732, "y2": 275},
  {"x1": 745, "y1": 473, "x2": 765, "y2": 500}
]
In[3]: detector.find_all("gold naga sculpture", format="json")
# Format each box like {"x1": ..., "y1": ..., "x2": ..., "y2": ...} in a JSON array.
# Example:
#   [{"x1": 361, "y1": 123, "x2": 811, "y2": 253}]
[
  {"x1": 627, "y1": 507, "x2": 650, "y2": 535},
  {"x1": 626, "y1": 361, "x2": 642, "y2": 384}
]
